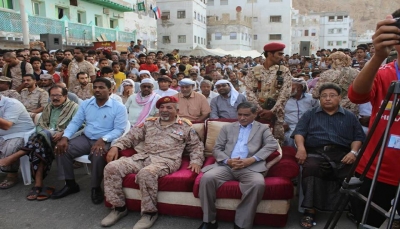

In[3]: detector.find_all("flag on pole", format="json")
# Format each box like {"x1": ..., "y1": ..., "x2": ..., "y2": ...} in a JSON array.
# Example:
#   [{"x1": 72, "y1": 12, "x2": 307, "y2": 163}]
[
  {"x1": 151, "y1": 5, "x2": 161, "y2": 19},
  {"x1": 137, "y1": 1, "x2": 146, "y2": 11}
]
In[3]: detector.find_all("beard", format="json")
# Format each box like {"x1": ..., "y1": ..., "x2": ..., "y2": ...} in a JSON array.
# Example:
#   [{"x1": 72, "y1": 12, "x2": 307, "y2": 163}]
[{"x1": 290, "y1": 89, "x2": 298, "y2": 97}]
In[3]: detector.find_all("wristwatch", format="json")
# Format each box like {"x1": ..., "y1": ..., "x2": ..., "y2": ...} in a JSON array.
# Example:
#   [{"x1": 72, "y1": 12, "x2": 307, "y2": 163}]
[
  {"x1": 102, "y1": 137, "x2": 108, "y2": 142},
  {"x1": 350, "y1": 150, "x2": 358, "y2": 156}
]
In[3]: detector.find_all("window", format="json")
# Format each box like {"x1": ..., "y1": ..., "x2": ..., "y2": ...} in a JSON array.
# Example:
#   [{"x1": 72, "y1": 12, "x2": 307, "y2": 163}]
[
  {"x1": 269, "y1": 34, "x2": 282, "y2": 40},
  {"x1": 70, "y1": 0, "x2": 78, "y2": 6},
  {"x1": 220, "y1": 0, "x2": 228, "y2": 5},
  {"x1": 0, "y1": 0, "x2": 13, "y2": 9},
  {"x1": 162, "y1": 36, "x2": 171, "y2": 44},
  {"x1": 311, "y1": 31, "x2": 316, "y2": 36},
  {"x1": 178, "y1": 35, "x2": 186, "y2": 43},
  {"x1": 343, "y1": 41, "x2": 347, "y2": 44},
  {"x1": 291, "y1": 19, "x2": 296, "y2": 25},
  {"x1": 32, "y1": 2, "x2": 41, "y2": 15},
  {"x1": 201, "y1": 38, "x2": 204, "y2": 44},
  {"x1": 194, "y1": 11, "x2": 196, "y2": 19},
  {"x1": 328, "y1": 29, "x2": 334, "y2": 34},
  {"x1": 56, "y1": 7, "x2": 69, "y2": 19},
  {"x1": 328, "y1": 16, "x2": 335, "y2": 22},
  {"x1": 337, "y1": 28, "x2": 342, "y2": 33},
  {"x1": 177, "y1": 10, "x2": 186, "y2": 19},
  {"x1": 230, "y1": 32, "x2": 237, "y2": 40},
  {"x1": 198, "y1": 37, "x2": 200, "y2": 43},
  {"x1": 207, "y1": 0, "x2": 214, "y2": 6},
  {"x1": 252, "y1": 17, "x2": 258, "y2": 22},
  {"x1": 304, "y1": 30, "x2": 309, "y2": 36},
  {"x1": 327, "y1": 41, "x2": 334, "y2": 46},
  {"x1": 337, "y1": 16, "x2": 343, "y2": 21},
  {"x1": 215, "y1": 32, "x2": 222, "y2": 40},
  {"x1": 77, "y1": 11, "x2": 86, "y2": 24},
  {"x1": 194, "y1": 35, "x2": 197, "y2": 43},
  {"x1": 161, "y1": 11, "x2": 170, "y2": 20},
  {"x1": 270, "y1": 16, "x2": 282, "y2": 23},
  {"x1": 336, "y1": 41, "x2": 342, "y2": 46},
  {"x1": 110, "y1": 19, "x2": 118, "y2": 29},
  {"x1": 254, "y1": 34, "x2": 258, "y2": 40},
  {"x1": 95, "y1": 15, "x2": 102, "y2": 26}
]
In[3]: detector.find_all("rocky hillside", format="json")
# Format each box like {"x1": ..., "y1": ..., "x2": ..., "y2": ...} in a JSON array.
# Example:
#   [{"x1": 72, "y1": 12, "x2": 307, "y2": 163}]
[{"x1": 293, "y1": 0, "x2": 400, "y2": 34}]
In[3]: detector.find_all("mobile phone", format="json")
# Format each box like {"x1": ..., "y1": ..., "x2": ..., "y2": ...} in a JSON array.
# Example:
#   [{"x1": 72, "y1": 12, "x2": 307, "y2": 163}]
[{"x1": 390, "y1": 17, "x2": 400, "y2": 29}]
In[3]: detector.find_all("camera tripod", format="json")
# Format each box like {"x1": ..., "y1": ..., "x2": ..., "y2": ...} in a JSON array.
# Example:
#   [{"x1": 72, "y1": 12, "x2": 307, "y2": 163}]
[{"x1": 324, "y1": 81, "x2": 400, "y2": 229}]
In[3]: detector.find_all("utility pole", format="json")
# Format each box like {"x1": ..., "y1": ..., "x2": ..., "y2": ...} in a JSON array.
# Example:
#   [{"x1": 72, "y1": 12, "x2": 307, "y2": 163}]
[{"x1": 19, "y1": 0, "x2": 30, "y2": 48}]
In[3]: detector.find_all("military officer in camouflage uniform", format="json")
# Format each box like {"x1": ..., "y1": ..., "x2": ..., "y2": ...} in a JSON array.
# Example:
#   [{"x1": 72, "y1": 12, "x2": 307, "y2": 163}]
[
  {"x1": 101, "y1": 96, "x2": 204, "y2": 229},
  {"x1": 0, "y1": 76, "x2": 20, "y2": 100},
  {"x1": 245, "y1": 42, "x2": 292, "y2": 144}
]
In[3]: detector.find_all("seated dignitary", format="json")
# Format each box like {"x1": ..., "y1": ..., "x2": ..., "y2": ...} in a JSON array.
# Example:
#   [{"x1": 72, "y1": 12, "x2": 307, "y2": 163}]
[
  {"x1": 292, "y1": 83, "x2": 365, "y2": 229},
  {"x1": 0, "y1": 95, "x2": 35, "y2": 189},
  {"x1": 101, "y1": 96, "x2": 204, "y2": 229},
  {"x1": 173, "y1": 78, "x2": 211, "y2": 121},
  {"x1": 20, "y1": 73, "x2": 49, "y2": 118},
  {"x1": 210, "y1": 80, "x2": 247, "y2": 119},
  {"x1": 283, "y1": 78, "x2": 319, "y2": 147},
  {"x1": 0, "y1": 76, "x2": 21, "y2": 100},
  {"x1": 200, "y1": 80, "x2": 219, "y2": 105},
  {"x1": 0, "y1": 85, "x2": 78, "y2": 198},
  {"x1": 125, "y1": 78, "x2": 160, "y2": 126},
  {"x1": 53, "y1": 78, "x2": 127, "y2": 204},
  {"x1": 198, "y1": 101, "x2": 279, "y2": 229},
  {"x1": 154, "y1": 75, "x2": 178, "y2": 97}
]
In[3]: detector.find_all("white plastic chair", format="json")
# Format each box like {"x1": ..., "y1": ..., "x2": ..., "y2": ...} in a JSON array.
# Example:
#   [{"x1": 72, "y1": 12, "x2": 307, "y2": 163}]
[
  {"x1": 74, "y1": 121, "x2": 131, "y2": 175},
  {"x1": 20, "y1": 128, "x2": 36, "y2": 185}
]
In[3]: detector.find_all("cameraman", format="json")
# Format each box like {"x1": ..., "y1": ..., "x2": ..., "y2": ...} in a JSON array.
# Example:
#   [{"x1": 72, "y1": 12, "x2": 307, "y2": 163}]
[{"x1": 348, "y1": 10, "x2": 400, "y2": 227}]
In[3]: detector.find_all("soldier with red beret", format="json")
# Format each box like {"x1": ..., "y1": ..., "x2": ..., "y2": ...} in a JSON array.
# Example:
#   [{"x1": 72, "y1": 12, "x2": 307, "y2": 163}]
[{"x1": 244, "y1": 42, "x2": 292, "y2": 145}]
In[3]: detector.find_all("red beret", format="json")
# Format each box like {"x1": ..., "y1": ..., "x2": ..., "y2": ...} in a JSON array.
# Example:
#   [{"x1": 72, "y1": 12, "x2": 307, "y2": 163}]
[
  {"x1": 263, "y1": 42, "x2": 286, "y2": 52},
  {"x1": 156, "y1": 96, "x2": 178, "y2": 109}
]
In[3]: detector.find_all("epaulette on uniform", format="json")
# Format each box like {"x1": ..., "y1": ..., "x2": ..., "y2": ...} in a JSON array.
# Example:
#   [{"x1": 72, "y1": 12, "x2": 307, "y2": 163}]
[
  {"x1": 180, "y1": 118, "x2": 192, "y2": 126},
  {"x1": 146, "y1": 117, "x2": 158, "y2": 121}
]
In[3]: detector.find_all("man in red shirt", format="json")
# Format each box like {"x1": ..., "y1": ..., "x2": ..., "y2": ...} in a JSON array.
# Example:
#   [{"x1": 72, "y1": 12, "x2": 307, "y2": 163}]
[
  {"x1": 348, "y1": 10, "x2": 400, "y2": 227},
  {"x1": 140, "y1": 55, "x2": 158, "y2": 73}
]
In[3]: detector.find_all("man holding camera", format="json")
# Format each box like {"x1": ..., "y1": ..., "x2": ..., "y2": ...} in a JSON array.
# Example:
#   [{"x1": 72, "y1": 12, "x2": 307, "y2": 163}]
[{"x1": 245, "y1": 42, "x2": 292, "y2": 145}]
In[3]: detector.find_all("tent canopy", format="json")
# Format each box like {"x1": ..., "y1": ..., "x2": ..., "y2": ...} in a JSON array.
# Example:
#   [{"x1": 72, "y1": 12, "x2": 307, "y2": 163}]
[{"x1": 189, "y1": 46, "x2": 262, "y2": 58}]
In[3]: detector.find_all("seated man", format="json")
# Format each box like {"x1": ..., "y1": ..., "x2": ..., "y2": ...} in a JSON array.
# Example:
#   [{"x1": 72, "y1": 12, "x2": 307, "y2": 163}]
[
  {"x1": 0, "y1": 95, "x2": 35, "y2": 189},
  {"x1": 0, "y1": 76, "x2": 20, "y2": 100},
  {"x1": 53, "y1": 78, "x2": 127, "y2": 204},
  {"x1": 20, "y1": 73, "x2": 49, "y2": 118},
  {"x1": 292, "y1": 82, "x2": 365, "y2": 228},
  {"x1": 198, "y1": 102, "x2": 279, "y2": 229},
  {"x1": 101, "y1": 96, "x2": 204, "y2": 229},
  {"x1": 0, "y1": 85, "x2": 79, "y2": 198},
  {"x1": 154, "y1": 75, "x2": 178, "y2": 97},
  {"x1": 125, "y1": 78, "x2": 160, "y2": 126},
  {"x1": 210, "y1": 80, "x2": 247, "y2": 119},
  {"x1": 39, "y1": 73, "x2": 55, "y2": 92},
  {"x1": 73, "y1": 72, "x2": 93, "y2": 100},
  {"x1": 56, "y1": 82, "x2": 82, "y2": 105},
  {"x1": 283, "y1": 78, "x2": 319, "y2": 147},
  {"x1": 200, "y1": 80, "x2": 218, "y2": 105},
  {"x1": 173, "y1": 78, "x2": 211, "y2": 122}
]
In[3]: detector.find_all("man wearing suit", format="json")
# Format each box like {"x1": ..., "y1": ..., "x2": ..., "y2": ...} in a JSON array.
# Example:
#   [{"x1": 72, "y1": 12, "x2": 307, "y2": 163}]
[{"x1": 198, "y1": 102, "x2": 279, "y2": 229}]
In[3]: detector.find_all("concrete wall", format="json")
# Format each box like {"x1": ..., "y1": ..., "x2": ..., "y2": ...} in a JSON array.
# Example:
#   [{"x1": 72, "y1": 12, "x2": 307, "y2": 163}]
[
  {"x1": 317, "y1": 12, "x2": 353, "y2": 49},
  {"x1": 157, "y1": 0, "x2": 207, "y2": 52},
  {"x1": 291, "y1": 10, "x2": 320, "y2": 55}
]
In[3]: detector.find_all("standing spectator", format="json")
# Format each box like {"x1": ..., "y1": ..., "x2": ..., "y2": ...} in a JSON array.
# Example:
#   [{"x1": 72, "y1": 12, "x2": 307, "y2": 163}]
[
  {"x1": 140, "y1": 56, "x2": 158, "y2": 73},
  {"x1": 2, "y1": 52, "x2": 33, "y2": 92},
  {"x1": 352, "y1": 47, "x2": 368, "y2": 69},
  {"x1": 63, "y1": 49, "x2": 74, "y2": 60},
  {"x1": 68, "y1": 47, "x2": 96, "y2": 91},
  {"x1": 44, "y1": 60, "x2": 61, "y2": 83},
  {"x1": 112, "y1": 62, "x2": 126, "y2": 90},
  {"x1": 60, "y1": 59, "x2": 71, "y2": 87},
  {"x1": 31, "y1": 57, "x2": 46, "y2": 82},
  {"x1": 137, "y1": 39, "x2": 147, "y2": 54},
  {"x1": 127, "y1": 41, "x2": 135, "y2": 53}
]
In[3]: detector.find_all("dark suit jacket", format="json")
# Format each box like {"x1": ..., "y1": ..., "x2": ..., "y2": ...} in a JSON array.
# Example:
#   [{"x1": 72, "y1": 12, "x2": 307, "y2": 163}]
[{"x1": 202, "y1": 121, "x2": 279, "y2": 173}]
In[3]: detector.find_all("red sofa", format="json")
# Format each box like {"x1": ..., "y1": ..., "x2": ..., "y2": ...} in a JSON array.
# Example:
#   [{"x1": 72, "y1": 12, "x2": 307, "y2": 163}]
[{"x1": 105, "y1": 119, "x2": 299, "y2": 227}]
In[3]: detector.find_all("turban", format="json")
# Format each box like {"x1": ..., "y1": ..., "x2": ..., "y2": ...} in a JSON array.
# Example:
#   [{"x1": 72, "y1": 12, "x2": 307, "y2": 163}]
[
  {"x1": 156, "y1": 96, "x2": 178, "y2": 109},
  {"x1": 40, "y1": 74, "x2": 53, "y2": 80},
  {"x1": 139, "y1": 70, "x2": 151, "y2": 76},
  {"x1": 121, "y1": 79, "x2": 135, "y2": 87},
  {"x1": 215, "y1": 79, "x2": 239, "y2": 107},
  {"x1": 263, "y1": 42, "x2": 286, "y2": 52},
  {"x1": 141, "y1": 78, "x2": 154, "y2": 84},
  {"x1": 292, "y1": 78, "x2": 308, "y2": 92},
  {"x1": 178, "y1": 78, "x2": 195, "y2": 86}
]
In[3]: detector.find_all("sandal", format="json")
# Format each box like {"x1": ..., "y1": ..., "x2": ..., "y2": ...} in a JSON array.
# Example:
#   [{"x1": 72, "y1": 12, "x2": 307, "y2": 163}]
[
  {"x1": 300, "y1": 211, "x2": 315, "y2": 229},
  {"x1": 0, "y1": 176, "x2": 18, "y2": 189},
  {"x1": 26, "y1": 186, "x2": 42, "y2": 201},
  {"x1": 36, "y1": 187, "x2": 55, "y2": 201}
]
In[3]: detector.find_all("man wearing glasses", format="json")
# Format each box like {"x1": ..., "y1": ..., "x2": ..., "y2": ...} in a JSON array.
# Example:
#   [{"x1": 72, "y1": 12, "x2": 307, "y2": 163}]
[{"x1": 291, "y1": 82, "x2": 365, "y2": 229}]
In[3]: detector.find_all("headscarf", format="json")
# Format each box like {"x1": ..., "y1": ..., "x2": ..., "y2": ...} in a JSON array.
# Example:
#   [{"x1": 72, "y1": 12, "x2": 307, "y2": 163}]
[
  {"x1": 329, "y1": 51, "x2": 352, "y2": 69},
  {"x1": 134, "y1": 78, "x2": 157, "y2": 126},
  {"x1": 215, "y1": 79, "x2": 239, "y2": 107},
  {"x1": 178, "y1": 78, "x2": 196, "y2": 86}
]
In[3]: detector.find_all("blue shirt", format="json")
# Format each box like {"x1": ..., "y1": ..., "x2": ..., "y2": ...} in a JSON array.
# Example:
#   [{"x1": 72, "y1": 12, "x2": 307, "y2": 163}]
[
  {"x1": 231, "y1": 123, "x2": 253, "y2": 159},
  {"x1": 63, "y1": 97, "x2": 127, "y2": 142}
]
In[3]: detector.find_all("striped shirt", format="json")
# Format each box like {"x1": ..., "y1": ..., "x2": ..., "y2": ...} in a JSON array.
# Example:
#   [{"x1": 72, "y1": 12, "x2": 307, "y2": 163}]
[{"x1": 291, "y1": 106, "x2": 365, "y2": 148}]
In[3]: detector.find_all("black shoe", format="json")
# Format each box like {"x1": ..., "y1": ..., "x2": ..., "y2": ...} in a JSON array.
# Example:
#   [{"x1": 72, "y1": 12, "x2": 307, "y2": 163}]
[
  {"x1": 91, "y1": 187, "x2": 104, "y2": 205},
  {"x1": 198, "y1": 222, "x2": 218, "y2": 229},
  {"x1": 51, "y1": 184, "x2": 80, "y2": 199},
  {"x1": 233, "y1": 223, "x2": 244, "y2": 229}
]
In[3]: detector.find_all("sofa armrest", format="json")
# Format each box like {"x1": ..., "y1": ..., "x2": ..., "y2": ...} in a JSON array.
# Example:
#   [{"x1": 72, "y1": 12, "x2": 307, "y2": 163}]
[{"x1": 267, "y1": 146, "x2": 299, "y2": 179}]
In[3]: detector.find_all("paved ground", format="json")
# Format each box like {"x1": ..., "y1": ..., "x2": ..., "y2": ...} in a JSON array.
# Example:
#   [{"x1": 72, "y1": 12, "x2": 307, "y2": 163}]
[{"x1": 0, "y1": 164, "x2": 356, "y2": 229}]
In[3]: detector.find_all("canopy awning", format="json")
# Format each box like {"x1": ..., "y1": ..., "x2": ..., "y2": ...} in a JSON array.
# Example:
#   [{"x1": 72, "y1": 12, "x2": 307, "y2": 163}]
[{"x1": 81, "y1": 0, "x2": 134, "y2": 12}]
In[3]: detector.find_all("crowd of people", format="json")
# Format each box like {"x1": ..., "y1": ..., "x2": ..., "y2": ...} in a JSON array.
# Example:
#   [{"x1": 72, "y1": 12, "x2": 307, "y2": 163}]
[{"x1": 0, "y1": 9, "x2": 400, "y2": 229}]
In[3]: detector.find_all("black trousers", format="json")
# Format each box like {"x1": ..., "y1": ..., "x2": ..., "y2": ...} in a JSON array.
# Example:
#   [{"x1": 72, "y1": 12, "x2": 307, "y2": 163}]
[{"x1": 351, "y1": 173, "x2": 400, "y2": 227}]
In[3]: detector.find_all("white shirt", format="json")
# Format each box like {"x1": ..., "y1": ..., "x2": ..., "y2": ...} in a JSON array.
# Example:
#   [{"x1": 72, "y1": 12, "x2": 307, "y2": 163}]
[
  {"x1": 202, "y1": 91, "x2": 219, "y2": 105},
  {"x1": 125, "y1": 93, "x2": 161, "y2": 125},
  {"x1": 154, "y1": 88, "x2": 178, "y2": 97}
]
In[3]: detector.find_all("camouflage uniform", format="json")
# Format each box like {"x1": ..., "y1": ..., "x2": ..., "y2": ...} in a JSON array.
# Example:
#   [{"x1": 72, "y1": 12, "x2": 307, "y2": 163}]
[
  {"x1": 2, "y1": 62, "x2": 33, "y2": 90},
  {"x1": 245, "y1": 64, "x2": 292, "y2": 144},
  {"x1": 312, "y1": 67, "x2": 360, "y2": 115},
  {"x1": 0, "y1": 90, "x2": 21, "y2": 100},
  {"x1": 72, "y1": 83, "x2": 93, "y2": 100},
  {"x1": 68, "y1": 60, "x2": 95, "y2": 91},
  {"x1": 104, "y1": 116, "x2": 204, "y2": 212},
  {"x1": 20, "y1": 87, "x2": 49, "y2": 112}
]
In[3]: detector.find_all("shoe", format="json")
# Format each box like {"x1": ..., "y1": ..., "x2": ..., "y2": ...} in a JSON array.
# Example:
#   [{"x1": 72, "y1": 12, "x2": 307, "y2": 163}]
[
  {"x1": 101, "y1": 208, "x2": 128, "y2": 227},
  {"x1": 233, "y1": 223, "x2": 244, "y2": 229},
  {"x1": 198, "y1": 222, "x2": 218, "y2": 229},
  {"x1": 51, "y1": 184, "x2": 80, "y2": 199},
  {"x1": 91, "y1": 187, "x2": 104, "y2": 205},
  {"x1": 132, "y1": 213, "x2": 158, "y2": 229}
]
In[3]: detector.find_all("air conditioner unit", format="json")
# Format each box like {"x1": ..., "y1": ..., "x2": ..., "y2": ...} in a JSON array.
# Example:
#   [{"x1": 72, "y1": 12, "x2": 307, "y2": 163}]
[
  {"x1": 161, "y1": 15, "x2": 169, "y2": 20},
  {"x1": 103, "y1": 8, "x2": 110, "y2": 15}
]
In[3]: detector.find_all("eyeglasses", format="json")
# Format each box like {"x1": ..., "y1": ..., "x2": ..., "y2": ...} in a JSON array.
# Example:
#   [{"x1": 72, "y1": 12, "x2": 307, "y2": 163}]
[
  {"x1": 320, "y1": 94, "x2": 339, "y2": 99},
  {"x1": 50, "y1": 94, "x2": 63, "y2": 98}
]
